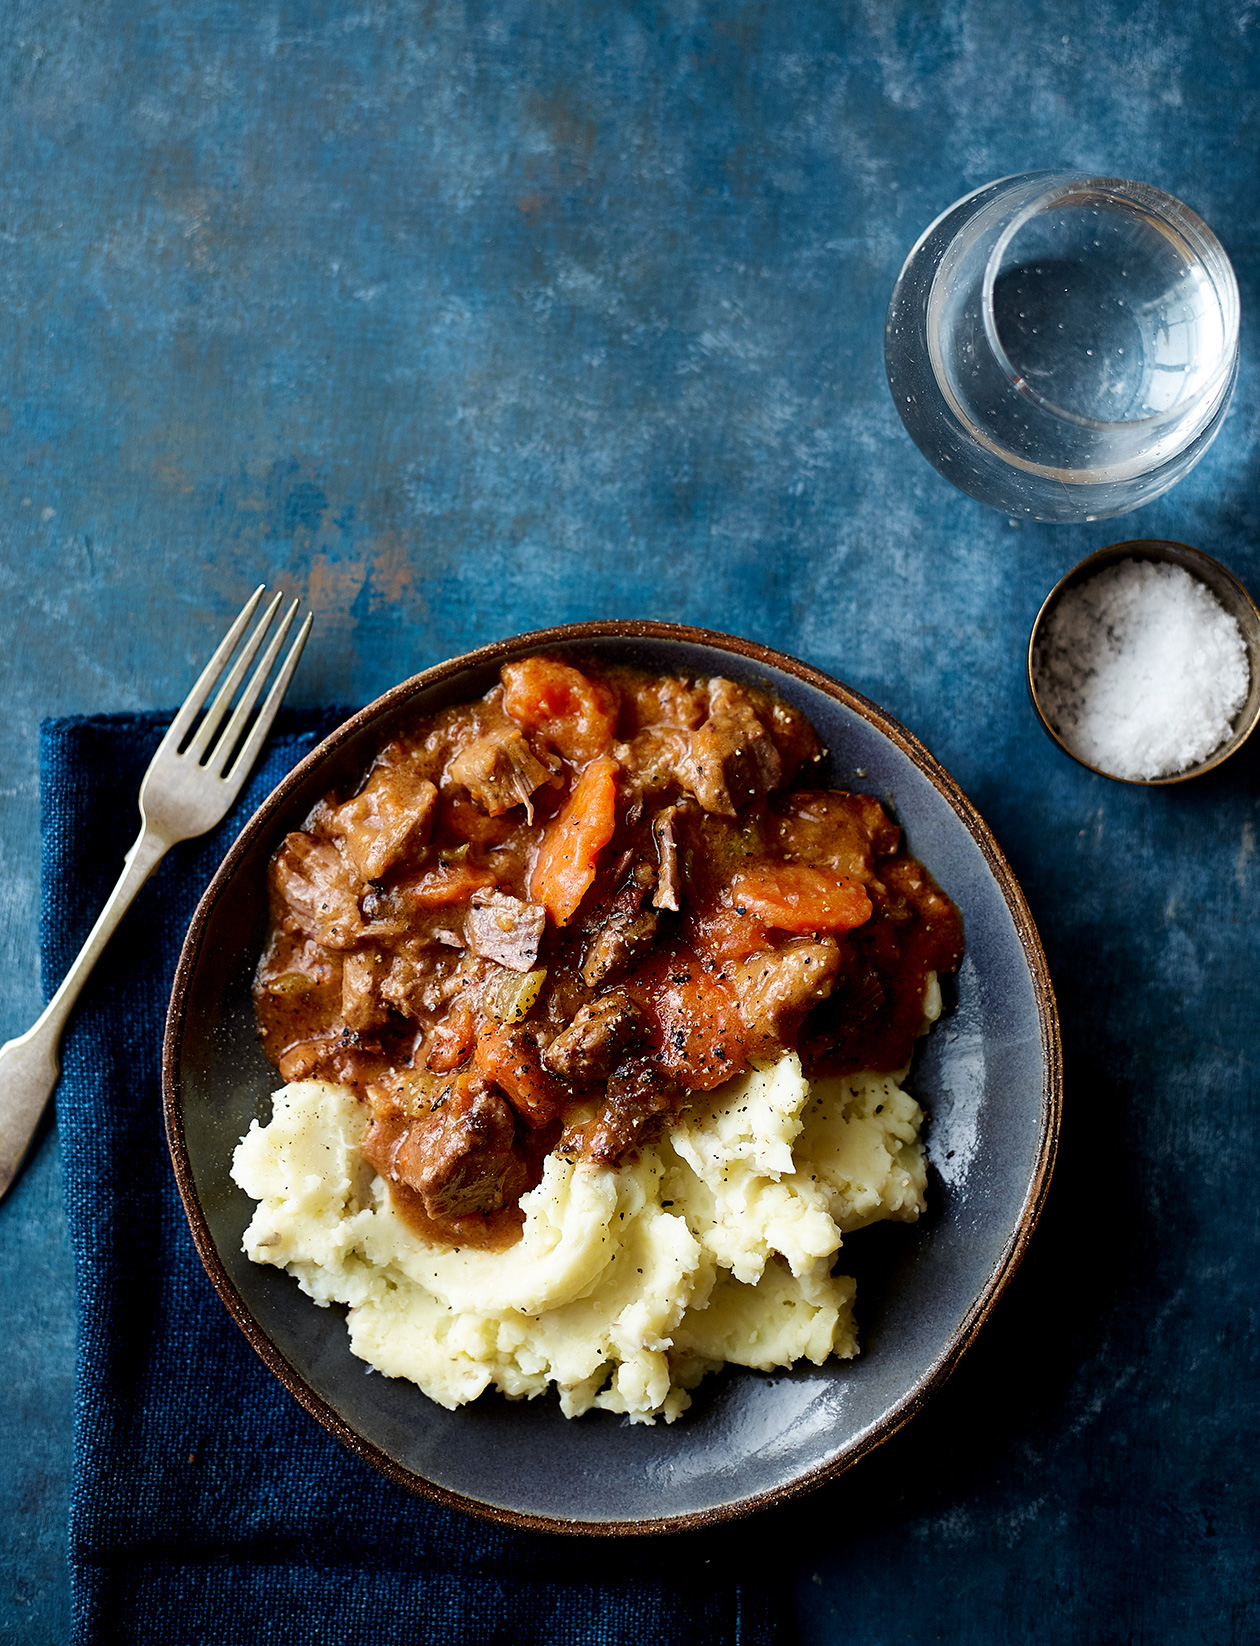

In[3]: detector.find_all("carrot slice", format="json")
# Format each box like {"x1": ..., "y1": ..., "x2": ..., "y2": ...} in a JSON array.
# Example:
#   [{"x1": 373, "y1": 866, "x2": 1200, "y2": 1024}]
[
  {"x1": 436, "y1": 793, "x2": 518, "y2": 847},
  {"x1": 689, "y1": 905, "x2": 772, "y2": 966},
  {"x1": 528, "y1": 754, "x2": 618, "y2": 926},
  {"x1": 473, "y1": 1024, "x2": 563, "y2": 1126},
  {"x1": 629, "y1": 948, "x2": 747, "y2": 1091},
  {"x1": 501, "y1": 657, "x2": 619, "y2": 765},
  {"x1": 400, "y1": 862, "x2": 497, "y2": 909},
  {"x1": 423, "y1": 1004, "x2": 476, "y2": 1073},
  {"x1": 729, "y1": 862, "x2": 872, "y2": 933}
]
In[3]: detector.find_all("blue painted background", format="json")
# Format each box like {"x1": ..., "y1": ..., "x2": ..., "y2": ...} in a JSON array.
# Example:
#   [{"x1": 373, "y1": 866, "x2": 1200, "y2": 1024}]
[{"x1": 3, "y1": 1, "x2": 1259, "y2": 1639}]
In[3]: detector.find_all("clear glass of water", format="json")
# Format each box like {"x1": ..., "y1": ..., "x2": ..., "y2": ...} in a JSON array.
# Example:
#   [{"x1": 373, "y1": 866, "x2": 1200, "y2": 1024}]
[{"x1": 885, "y1": 173, "x2": 1240, "y2": 522}]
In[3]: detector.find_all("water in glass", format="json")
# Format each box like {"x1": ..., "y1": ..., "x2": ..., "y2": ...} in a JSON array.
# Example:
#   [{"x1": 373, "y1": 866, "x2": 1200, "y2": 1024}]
[{"x1": 886, "y1": 173, "x2": 1239, "y2": 522}]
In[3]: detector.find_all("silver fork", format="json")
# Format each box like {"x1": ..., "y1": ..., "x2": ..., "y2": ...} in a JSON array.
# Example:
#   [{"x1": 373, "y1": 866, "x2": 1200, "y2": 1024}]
[{"x1": 0, "y1": 586, "x2": 312, "y2": 1202}]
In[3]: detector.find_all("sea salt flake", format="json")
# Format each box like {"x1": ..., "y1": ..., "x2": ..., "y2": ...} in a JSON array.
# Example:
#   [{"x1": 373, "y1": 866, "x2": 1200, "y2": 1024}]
[{"x1": 1033, "y1": 559, "x2": 1250, "y2": 780}]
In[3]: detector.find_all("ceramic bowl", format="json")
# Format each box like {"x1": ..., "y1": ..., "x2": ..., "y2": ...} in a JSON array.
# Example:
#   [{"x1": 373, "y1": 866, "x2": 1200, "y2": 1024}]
[
  {"x1": 163, "y1": 621, "x2": 1061, "y2": 1535},
  {"x1": 1027, "y1": 538, "x2": 1260, "y2": 785}
]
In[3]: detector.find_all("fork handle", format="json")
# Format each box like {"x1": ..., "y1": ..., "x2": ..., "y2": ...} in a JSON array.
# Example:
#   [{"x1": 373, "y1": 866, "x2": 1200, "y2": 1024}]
[{"x1": 0, "y1": 823, "x2": 170, "y2": 1200}]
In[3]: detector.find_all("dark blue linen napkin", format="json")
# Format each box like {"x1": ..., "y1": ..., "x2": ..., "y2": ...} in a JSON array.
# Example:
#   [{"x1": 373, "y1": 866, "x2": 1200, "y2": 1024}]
[{"x1": 42, "y1": 710, "x2": 789, "y2": 1646}]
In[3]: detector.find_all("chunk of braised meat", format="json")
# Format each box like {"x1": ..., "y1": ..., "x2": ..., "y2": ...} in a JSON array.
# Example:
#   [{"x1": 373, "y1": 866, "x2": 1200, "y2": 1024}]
[
  {"x1": 618, "y1": 725, "x2": 693, "y2": 802},
  {"x1": 356, "y1": 882, "x2": 408, "y2": 935},
  {"x1": 762, "y1": 697, "x2": 823, "y2": 786},
  {"x1": 772, "y1": 791, "x2": 900, "y2": 882},
  {"x1": 651, "y1": 806, "x2": 682, "y2": 911},
  {"x1": 730, "y1": 940, "x2": 843, "y2": 1065},
  {"x1": 580, "y1": 859, "x2": 660, "y2": 987},
  {"x1": 446, "y1": 725, "x2": 557, "y2": 819},
  {"x1": 377, "y1": 945, "x2": 431, "y2": 1020},
  {"x1": 341, "y1": 949, "x2": 392, "y2": 1032},
  {"x1": 615, "y1": 672, "x2": 709, "y2": 738},
  {"x1": 378, "y1": 943, "x2": 485, "y2": 1022},
  {"x1": 542, "y1": 989, "x2": 645, "y2": 1085},
  {"x1": 270, "y1": 832, "x2": 364, "y2": 950},
  {"x1": 582, "y1": 1057, "x2": 683, "y2": 1165},
  {"x1": 362, "y1": 1076, "x2": 527, "y2": 1220},
  {"x1": 882, "y1": 855, "x2": 963, "y2": 951},
  {"x1": 683, "y1": 678, "x2": 783, "y2": 817},
  {"x1": 318, "y1": 754, "x2": 438, "y2": 883},
  {"x1": 581, "y1": 907, "x2": 658, "y2": 988},
  {"x1": 466, "y1": 888, "x2": 547, "y2": 972}
]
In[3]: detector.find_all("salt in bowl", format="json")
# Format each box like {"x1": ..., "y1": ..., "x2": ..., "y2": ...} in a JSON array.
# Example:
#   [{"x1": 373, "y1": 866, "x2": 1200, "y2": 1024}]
[{"x1": 1027, "y1": 539, "x2": 1260, "y2": 785}]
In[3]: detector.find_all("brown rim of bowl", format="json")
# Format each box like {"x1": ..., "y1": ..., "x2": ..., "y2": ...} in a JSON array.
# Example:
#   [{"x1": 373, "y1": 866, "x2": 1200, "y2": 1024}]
[
  {"x1": 162, "y1": 618, "x2": 1062, "y2": 1538},
  {"x1": 1027, "y1": 539, "x2": 1260, "y2": 786}
]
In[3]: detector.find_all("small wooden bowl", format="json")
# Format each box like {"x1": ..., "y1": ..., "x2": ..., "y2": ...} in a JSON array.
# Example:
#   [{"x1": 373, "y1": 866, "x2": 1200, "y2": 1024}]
[{"x1": 1027, "y1": 539, "x2": 1260, "y2": 785}]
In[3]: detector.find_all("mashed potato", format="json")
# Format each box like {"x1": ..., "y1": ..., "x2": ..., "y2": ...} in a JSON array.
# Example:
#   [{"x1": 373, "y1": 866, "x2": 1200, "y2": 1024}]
[{"x1": 231, "y1": 1047, "x2": 931, "y2": 1423}]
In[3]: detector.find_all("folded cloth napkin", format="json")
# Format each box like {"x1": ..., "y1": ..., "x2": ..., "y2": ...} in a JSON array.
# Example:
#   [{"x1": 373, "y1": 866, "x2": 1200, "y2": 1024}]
[{"x1": 42, "y1": 711, "x2": 789, "y2": 1646}]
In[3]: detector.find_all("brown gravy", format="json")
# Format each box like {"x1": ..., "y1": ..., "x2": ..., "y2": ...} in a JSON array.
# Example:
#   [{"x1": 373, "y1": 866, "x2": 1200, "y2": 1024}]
[{"x1": 255, "y1": 658, "x2": 962, "y2": 1249}]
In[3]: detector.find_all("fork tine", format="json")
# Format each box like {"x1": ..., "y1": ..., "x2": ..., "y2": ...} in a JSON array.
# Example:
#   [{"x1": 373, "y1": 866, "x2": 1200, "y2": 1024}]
[
  {"x1": 207, "y1": 598, "x2": 297, "y2": 777},
  {"x1": 159, "y1": 586, "x2": 266, "y2": 753},
  {"x1": 220, "y1": 610, "x2": 313, "y2": 784},
  {"x1": 186, "y1": 589, "x2": 285, "y2": 764}
]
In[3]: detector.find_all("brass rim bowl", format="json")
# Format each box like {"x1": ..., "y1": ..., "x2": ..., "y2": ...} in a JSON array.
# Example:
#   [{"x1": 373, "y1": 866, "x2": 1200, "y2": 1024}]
[
  {"x1": 163, "y1": 620, "x2": 1061, "y2": 1535},
  {"x1": 1027, "y1": 539, "x2": 1260, "y2": 785}
]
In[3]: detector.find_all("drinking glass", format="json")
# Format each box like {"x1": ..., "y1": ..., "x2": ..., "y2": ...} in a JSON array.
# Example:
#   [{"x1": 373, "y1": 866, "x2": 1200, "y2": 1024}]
[{"x1": 885, "y1": 172, "x2": 1240, "y2": 522}]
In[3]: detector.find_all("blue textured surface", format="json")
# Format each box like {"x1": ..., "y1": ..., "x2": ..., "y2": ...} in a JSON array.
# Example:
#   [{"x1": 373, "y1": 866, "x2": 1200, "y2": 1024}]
[{"x1": 1, "y1": 1, "x2": 1258, "y2": 1641}]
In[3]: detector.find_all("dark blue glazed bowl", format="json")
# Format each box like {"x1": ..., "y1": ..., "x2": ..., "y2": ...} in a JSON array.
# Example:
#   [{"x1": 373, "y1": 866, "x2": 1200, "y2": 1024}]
[{"x1": 164, "y1": 622, "x2": 1060, "y2": 1534}]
